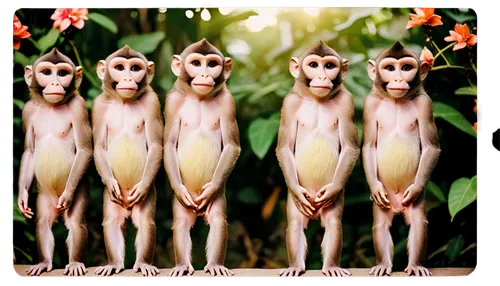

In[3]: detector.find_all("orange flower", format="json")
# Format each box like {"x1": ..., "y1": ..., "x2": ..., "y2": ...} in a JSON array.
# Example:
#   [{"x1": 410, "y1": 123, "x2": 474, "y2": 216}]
[
  {"x1": 50, "y1": 8, "x2": 88, "y2": 32},
  {"x1": 406, "y1": 8, "x2": 443, "y2": 29},
  {"x1": 444, "y1": 23, "x2": 477, "y2": 51},
  {"x1": 420, "y1": 46, "x2": 434, "y2": 67},
  {"x1": 473, "y1": 99, "x2": 477, "y2": 113},
  {"x1": 473, "y1": 122, "x2": 477, "y2": 133},
  {"x1": 13, "y1": 15, "x2": 31, "y2": 50}
]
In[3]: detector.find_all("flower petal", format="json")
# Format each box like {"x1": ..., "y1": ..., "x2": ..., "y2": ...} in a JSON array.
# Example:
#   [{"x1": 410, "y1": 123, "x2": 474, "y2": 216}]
[
  {"x1": 449, "y1": 30, "x2": 463, "y2": 42},
  {"x1": 427, "y1": 15, "x2": 443, "y2": 26},
  {"x1": 72, "y1": 19, "x2": 85, "y2": 29},
  {"x1": 413, "y1": 8, "x2": 427, "y2": 17},
  {"x1": 453, "y1": 42, "x2": 467, "y2": 51},
  {"x1": 52, "y1": 18, "x2": 62, "y2": 28},
  {"x1": 13, "y1": 37, "x2": 20, "y2": 50},
  {"x1": 473, "y1": 122, "x2": 477, "y2": 133},
  {"x1": 420, "y1": 8, "x2": 435, "y2": 18},
  {"x1": 406, "y1": 18, "x2": 426, "y2": 29},
  {"x1": 467, "y1": 34, "x2": 477, "y2": 46},
  {"x1": 60, "y1": 18, "x2": 71, "y2": 32}
]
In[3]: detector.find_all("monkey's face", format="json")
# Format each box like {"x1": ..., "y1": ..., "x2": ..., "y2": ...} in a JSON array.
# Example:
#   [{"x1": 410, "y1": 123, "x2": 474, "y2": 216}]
[
  {"x1": 378, "y1": 57, "x2": 418, "y2": 98},
  {"x1": 106, "y1": 57, "x2": 147, "y2": 99},
  {"x1": 184, "y1": 53, "x2": 223, "y2": 96}
]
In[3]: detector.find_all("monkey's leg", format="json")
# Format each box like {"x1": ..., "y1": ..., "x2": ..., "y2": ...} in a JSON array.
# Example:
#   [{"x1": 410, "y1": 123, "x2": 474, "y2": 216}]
[
  {"x1": 370, "y1": 203, "x2": 395, "y2": 276},
  {"x1": 169, "y1": 195, "x2": 196, "y2": 277},
  {"x1": 319, "y1": 191, "x2": 351, "y2": 277},
  {"x1": 280, "y1": 192, "x2": 309, "y2": 277},
  {"x1": 63, "y1": 184, "x2": 89, "y2": 276},
  {"x1": 203, "y1": 193, "x2": 233, "y2": 276},
  {"x1": 95, "y1": 189, "x2": 127, "y2": 276},
  {"x1": 403, "y1": 196, "x2": 431, "y2": 276},
  {"x1": 26, "y1": 192, "x2": 58, "y2": 276},
  {"x1": 131, "y1": 186, "x2": 159, "y2": 277}
]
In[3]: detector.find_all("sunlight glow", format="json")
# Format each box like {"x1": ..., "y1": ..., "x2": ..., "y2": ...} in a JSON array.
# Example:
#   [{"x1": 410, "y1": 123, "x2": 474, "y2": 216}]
[
  {"x1": 303, "y1": 8, "x2": 320, "y2": 17},
  {"x1": 219, "y1": 8, "x2": 235, "y2": 15},
  {"x1": 185, "y1": 10, "x2": 194, "y2": 19},
  {"x1": 245, "y1": 9, "x2": 279, "y2": 32},
  {"x1": 201, "y1": 8, "x2": 211, "y2": 21},
  {"x1": 227, "y1": 39, "x2": 251, "y2": 56},
  {"x1": 158, "y1": 8, "x2": 167, "y2": 13}
]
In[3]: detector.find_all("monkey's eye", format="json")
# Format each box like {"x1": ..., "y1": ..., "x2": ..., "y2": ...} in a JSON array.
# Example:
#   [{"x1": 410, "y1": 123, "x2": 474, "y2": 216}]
[
  {"x1": 192, "y1": 60, "x2": 201, "y2": 67},
  {"x1": 114, "y1": 64, "x2": 125, "y2": 71},
  {"x1": 41, "y1": 69, "x2": 52, "y2": 75},
  {"x1": 309, "y1": 61, "x2": 319, "y2": 68},
  {"x1": 385, "y1": 65, "x2": 395, "y2": 71},
  {"x1": 402, "y1": 64, "x2": 413, "y2": 71},
  {"x1": 208, "y1": 60, "x2": 218, "y2": 68},
  {"x1": 58, "y1": 70, "x2": 70, "y2": 77},
  {"x1": 131, "y1": 65, "x2": 142, "y2": 72},
  {"x1": 325, "y1": 62, "x2": 335, "y2": 69}
]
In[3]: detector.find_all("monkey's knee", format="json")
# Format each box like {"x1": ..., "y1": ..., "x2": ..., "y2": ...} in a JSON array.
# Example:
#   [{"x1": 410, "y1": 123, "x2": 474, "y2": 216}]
[
  {"x1": 102, "y1": 214, "x2": 126, "y2": 228},
  {"x1": 171, "y1": 216, "x2": 195, "y2": 231},
  {"x1": 206, "y1": 212, "x2": 227, "y2": 229}
]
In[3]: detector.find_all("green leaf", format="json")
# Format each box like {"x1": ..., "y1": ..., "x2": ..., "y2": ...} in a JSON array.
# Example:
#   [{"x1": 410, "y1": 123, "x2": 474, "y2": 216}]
[
  {"x1": 13, "y1": 98, "x2": 25, "y2": 110},
  {"x1": 14, "y1": 77, "x2": 25, "y2": 84},
  {"x1": 455, "y1": 86, "x2": 477, "y2": 96},
  {"x1": 13, "y1": 51, "x2": 30, "y2": 67},
  {"x1": 237, "y1": 187, "x2": 263, "y2": 205},
  {"x1": 442, "y1": 9, "x2": 477, "y2": 23},
  {"x1": 445, "y1": 235, "x2": 465, "y2": 263},
  {"x1": 88, "y1": 12, "x2": 118, "y2": 34},
  {"x1": 37, "y1": 29, "x2": 60, "y2": 54},
  {"x1": 426, "y1": 180, "x2": 446, "y2": 203},
  {"x1": 118, "y1": 31, "x2": 165, "y2": 55},
  {"x1": 433, "y1": 102, "x2": 476, "y2": 137},
  {"x1": 247, "y1": 82, "x2": 282, "y2": 103},
  {"x1": 448, "y1": 176, "x2": 477, "y2": 221},
  {"x1": 248, "y1": 113, "x2": 281, "y2": 159}
]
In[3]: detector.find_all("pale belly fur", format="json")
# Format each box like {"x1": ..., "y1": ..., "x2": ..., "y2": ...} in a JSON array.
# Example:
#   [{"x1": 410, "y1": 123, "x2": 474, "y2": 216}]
[
  {"x1": 108, "y1": 135, "x2": 147, "y2": 195},
  {"x1": 377, "y1": 137, "x2": 420, "y2": 191},
  {"x1": 34, "y1": 140, "x2": 74, "y2": 196},
  {"x1": 178, "y1": 133, "x2": 221, "y2": 195},
  {"x1": 295, "y1": 135, "x2": 339, "y2": 192}
]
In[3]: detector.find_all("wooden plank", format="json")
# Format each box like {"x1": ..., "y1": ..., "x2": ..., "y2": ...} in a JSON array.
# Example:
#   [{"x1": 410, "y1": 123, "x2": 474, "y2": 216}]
[{"x1": 13, "y1": 265, "x2": 474, "y2": 277}]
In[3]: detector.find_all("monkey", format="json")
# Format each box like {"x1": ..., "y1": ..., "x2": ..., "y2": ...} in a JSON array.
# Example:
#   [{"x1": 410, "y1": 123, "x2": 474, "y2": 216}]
[
  {"x1": 164, "y1": 38, "x2": 240, "y2": 277},
  {"x1": 362, "y1": 41, "x2": 441, "y2": 276},
  {"x1": 92, "y1": 45, "x2": 163, "y2": 276},
  {"x1": 275, "y1": 41, "x2": 360, "y2": 277},
  {"x1": 18, "y1": 48, "x2": 92, "y2": 276}
]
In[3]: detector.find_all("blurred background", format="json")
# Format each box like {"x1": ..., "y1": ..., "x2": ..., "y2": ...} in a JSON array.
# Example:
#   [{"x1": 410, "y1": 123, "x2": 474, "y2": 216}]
[{"x1": 13, "y1": 7, "x2": 477, "y2": 271}]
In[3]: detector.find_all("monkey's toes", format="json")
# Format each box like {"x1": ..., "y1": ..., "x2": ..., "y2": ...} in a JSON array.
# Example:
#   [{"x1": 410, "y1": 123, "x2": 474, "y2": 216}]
[
  {"x1": 94, "y1": 264, "x2": 123, "y2": 276},
  {"x1": 405, "y1": 265, "x2": 432, "y2": 276},
  {"x1": 322, "y1": 266, "x2": 351, "y2": 277},
  {"x1": 169, "y1": 265, "x2": 194, "y2": 277},
  {"x1": 279, "y1": 266, "x2": 305, "y2": 277},
  {"x1": 133, "y1": 262, "x2": 160, "y2": 277},
  {"x1": 63, "y1": 262, "x2": 87, "y2": 276},
  {"x1": 369, "y1": 265, "x2": 392, "y2": 276},
  {"x1": 26, "y1": 261, "x2": 52, "y2": 276},
  {"x1": 204, "y1": 264, "x2": 234, "y2": 276}
]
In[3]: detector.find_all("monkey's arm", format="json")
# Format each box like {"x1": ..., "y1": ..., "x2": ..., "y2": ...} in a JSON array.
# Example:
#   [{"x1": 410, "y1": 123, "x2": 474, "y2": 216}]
[{"x1": 18, "y1": 101, "x2": 36, "y2": 218}]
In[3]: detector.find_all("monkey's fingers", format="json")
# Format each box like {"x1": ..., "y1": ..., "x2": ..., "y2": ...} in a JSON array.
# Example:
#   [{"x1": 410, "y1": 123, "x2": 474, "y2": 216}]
[
  {"x1": 298, "y1": 195, "x2": 315, "y2": 211},
  {"x1": 202, "y1": 182, "x2": 211, "y2": 190},
  {"x1": 380, "y1": 191, "x2": 390, "y2": 204},
  {"x1": 112, "y1": 181, "x2": 122, "y2": 199}
]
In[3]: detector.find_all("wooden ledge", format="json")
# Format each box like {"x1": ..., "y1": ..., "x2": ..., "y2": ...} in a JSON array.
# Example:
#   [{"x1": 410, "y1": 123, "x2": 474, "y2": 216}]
[{"x1": 13, "y1": 265, "x2": 474, "y2": 277}]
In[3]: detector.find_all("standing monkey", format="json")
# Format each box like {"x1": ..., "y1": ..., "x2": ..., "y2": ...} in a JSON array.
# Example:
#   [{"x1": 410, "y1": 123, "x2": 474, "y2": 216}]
[
  {"x1": 164, "y1": 38, "x2": 240, "y2": 276},
  {"x1": 92, "y1": 46, "x2": 163, "y2": 276},
  {"x1": 18, "y1": 48, "x2": 92, "y2": 276},
  {"x1": 276, "y1": 41, "x2": 360, "y2": 277},
  {"x1": 362, "y1": 41, "x2": 440, "y2": 276}
]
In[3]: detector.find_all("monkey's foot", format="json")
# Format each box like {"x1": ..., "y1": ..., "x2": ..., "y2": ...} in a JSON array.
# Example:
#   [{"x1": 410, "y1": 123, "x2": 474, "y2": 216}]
[
  {"x1": 94, "y1": 263, "x2": 124, "y2": 276},
  {"x1": 204, "y1": 263, "x2": 234, "y2": 276},
  {"x1": 133, "y1": 262, "x2": 160, "y2": 277},
  {"x1": 26, "y1": 261, "x2": 53, "y2": 276},
  {"x1": 405, "y1": 265, "x2": 432, "y2": 276},
  {"x1": 369, "y1": 264, "x2": 392, "y2": 276},
  {"x1": 321, "y1": 266, "x2": 351, "y2": 277},
  {"x1": 169, "y1": 264, "x2": 194, "y2": 277},
  {"x1": 63, "y1": 262, "x2": 87, "y2": 276},
  {"x1": 279, "y1": 266, "x2": 305, "y2": 277}
]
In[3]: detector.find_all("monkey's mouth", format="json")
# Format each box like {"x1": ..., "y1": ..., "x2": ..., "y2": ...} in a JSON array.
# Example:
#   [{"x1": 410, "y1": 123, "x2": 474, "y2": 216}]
[
  {"x1": 44, "y1": 92, "x2": 65, "y2": 96},
  {"x1": 193, "y1": 83, "x2": 214, "y2": 87},
  {"x1": 117, "y1": 88, "x2": 137, "y2": 91},
  {"x1": 387, "y1": 88, "x2": 409, "y2": 91},
  {"x1": 311, "y1": 86, "x2": 332, "y2": 89}
]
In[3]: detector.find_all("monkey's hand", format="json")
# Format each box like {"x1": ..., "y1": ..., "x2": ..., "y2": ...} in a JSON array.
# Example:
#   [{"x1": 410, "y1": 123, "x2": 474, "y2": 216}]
[
  {"x1": 315, "y1": 183, "x2": 341, "y2": 207},
  {"x1": 174, "y1": 184, "x2": 198, "y2": 210},
  {"x1": 17, "y1": 189, "x2": 34, "y2": 219},
  {"x1": 194, "y1": 182, "x2": 220, "y2": 212},
  {"x1": 105, "y1": 177, "x2": 123, "y2": 205},
  {"x1": 128, "y1": 181, "x2": 148, "y2": 206},
  {"x1": 370, "y1": 181, "x2": 390, "y2": 208},
  {"x1": 290, "y1": 185, "x2": 315, "y2": 217},
  {"x1": 402, "y1": 184, "x2": 423, "y2": 206},
  {"x1": 57, "y1": 190, "x2": 74, "y2": 211}
]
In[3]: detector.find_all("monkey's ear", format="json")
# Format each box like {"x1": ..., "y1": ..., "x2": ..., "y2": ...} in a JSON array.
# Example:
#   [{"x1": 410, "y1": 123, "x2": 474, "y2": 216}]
[
  {"x1": 289, "y1": 57, "x2": 300, "y2": 79},
  {"x1": 147, "y1": 61, "x2": 155, "y2": 84},
  {"x1": 420, "y1": 61, "x2": 430, "y2": 81},
  {"x1": 341, "y1": 58, "x2": 349, "y2": 78},
  {"x1": 75, "y1": 66, "x2": 83, "y2": 89},
  {"x1": 367, "y1": 60, "x2": 377, "y2": 81},
  {"x1": 97, "y1": 60, "x2": 107, "y2": 81},
  {"x1": 171, "y1": 55, "x2": 182, "y2": 76},
  {"x1": 24, "y1": 65, "x2": 33, "y2": 86},
  {"x1": 224, "y1": 57, "x2": 232, "y2": 79}
]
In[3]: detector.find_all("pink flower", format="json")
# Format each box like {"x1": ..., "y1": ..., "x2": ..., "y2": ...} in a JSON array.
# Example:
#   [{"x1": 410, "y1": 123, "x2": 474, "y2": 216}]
[
  {"x1": 51, "y1": 8, "x2": 88, "y2": 32},
  {"x1": 420, "y1": 46, "x2": 434, "y2": 67},
  {"x1": 13, "y1": 15, "x2": 31, "y2": 50},
  {"x1": 444, "y1": 23, "x2": 477, "y2": 51},
  {"x1": 406, "y1": 8, "x2": 443, "y2": 29}
]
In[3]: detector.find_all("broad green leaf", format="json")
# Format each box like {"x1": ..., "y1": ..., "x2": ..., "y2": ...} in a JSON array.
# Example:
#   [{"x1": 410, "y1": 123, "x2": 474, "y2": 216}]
[
  {"x1": 237, "y1": 187, "x2": 263, "y2": 205},
  {"x1": 13, "y1": 98, "x2": 25, "y2": 110},
  {"x1": 88, "y1": 12, "x2": 118, "y2": 34},
  {"x1": 13, "y1": 51, "x2": 30, "y2": 67},
  {"x1": 433, "y1": 102, "x2": 476, "y2": 137},
  {"x1": 445, "y1": 235, "x2": 465, "y2": 263},
  {"x1": 199, "y1": 11, "x2": 258, "y2": 39},
  {"x1": 248, "y1": 113, "x2": 281, "y2": 159},
  {"x1": 426, "y1": 180, "x2": 446, "y2": 203},
  {"x1": 448, "y1": 176, "x2": 477, "y2": 221},
  {"x1": 455, "y1": 86, "x2": 477, "y2": 96},
  {"x1": 14, "y1": 77, "x2": 25, "y2": 84},
  {"x1": 442, "y1": 9, "x2": 477, "y2": 23},
  {"x1": 247, "y1": 82, "x2": 282, "y2": 103},
  {"x1": 38, "y1": 29, "x2": 60, "y2": 54},
  {"x1": 118, "y1": 31, "x2": 165, "y2": 55}
]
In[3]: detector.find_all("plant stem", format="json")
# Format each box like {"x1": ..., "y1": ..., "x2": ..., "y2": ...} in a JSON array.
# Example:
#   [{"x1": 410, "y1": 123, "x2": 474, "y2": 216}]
[
  {"x1": 433, "y1": 42, "x2": 455, "y2": 63},
  {"x1": 431, "y1": 65, "x2": 465, "y2": 71},
  {"x1": 471, "y1": 62, "x2": 477, "y2": 73},
  {"x1": 431, "y1": 40, "x2": 451, "y2": 66},
  {"x1": 68, "y1": 39, "x2": 83, "y2": 68}
]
